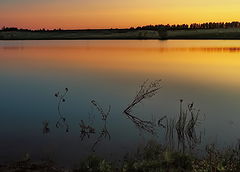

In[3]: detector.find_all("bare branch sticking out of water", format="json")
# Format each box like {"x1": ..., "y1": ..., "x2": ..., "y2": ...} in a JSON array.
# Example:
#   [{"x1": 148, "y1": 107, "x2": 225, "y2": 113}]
[
  {"x1": 79, "y1": 120, "x2": 95, "y2": 140},
  {"x1": 54, "y1": 88, "x2": 69, "y2": 133},
  {"x1": 123, "y1": 80, "x2": 163, "y2": 134},
  {"x1": 90, "y1": 100, "x2": 111, "y2": 152}
]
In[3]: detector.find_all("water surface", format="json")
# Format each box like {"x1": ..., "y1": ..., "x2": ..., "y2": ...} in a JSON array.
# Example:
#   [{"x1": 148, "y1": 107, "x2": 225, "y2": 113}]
[{"x1": 1, "y1": 40, "x2": 240, "y2": 165}]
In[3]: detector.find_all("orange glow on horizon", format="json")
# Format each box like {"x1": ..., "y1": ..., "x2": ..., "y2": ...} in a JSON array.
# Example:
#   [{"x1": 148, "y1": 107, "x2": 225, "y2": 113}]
[{"x1": 1, "y1": 1, "x2": 240, "y2": 29}]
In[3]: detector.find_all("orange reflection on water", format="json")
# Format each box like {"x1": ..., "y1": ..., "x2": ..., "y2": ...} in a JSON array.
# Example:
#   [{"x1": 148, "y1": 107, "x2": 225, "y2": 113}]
[{"x1": 1, "y1": 40, "x2": 240, "y2": 90}]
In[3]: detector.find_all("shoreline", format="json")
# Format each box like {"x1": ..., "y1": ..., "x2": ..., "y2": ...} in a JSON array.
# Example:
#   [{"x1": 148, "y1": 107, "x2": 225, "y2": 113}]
[{"x1": 2, "y1": 28, "x2": 240, "y2": 40}]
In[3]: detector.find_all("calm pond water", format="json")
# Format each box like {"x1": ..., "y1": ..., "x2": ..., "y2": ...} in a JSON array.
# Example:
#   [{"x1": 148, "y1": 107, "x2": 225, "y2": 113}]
[{"x1": 0, "y1": 40, "x2": 240, "y2": 166}]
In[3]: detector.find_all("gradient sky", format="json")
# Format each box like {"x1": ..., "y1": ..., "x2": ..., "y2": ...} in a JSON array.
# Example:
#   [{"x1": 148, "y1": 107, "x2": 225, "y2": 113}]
[{"x1": 1, "y1": 0, "x2": 240, "y2": 29}]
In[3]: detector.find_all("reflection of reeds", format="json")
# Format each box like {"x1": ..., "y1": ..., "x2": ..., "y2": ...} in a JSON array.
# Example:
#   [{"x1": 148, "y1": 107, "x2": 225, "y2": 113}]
[
  {"x1": 123, "y1": 80, "x2": 162, "y2": 134},
  {"x1": 165, "y1": 118, "x2": 175, "y2": 150},
  {"x1": 175, "y1": 99, "x2": 188, "y2": 152},
  {"x1": 185, "y1": 103, "x2": 202, "y2": 150},
  {"x1": 165, "y1": 100, "x2": 203, "y2": 153}
]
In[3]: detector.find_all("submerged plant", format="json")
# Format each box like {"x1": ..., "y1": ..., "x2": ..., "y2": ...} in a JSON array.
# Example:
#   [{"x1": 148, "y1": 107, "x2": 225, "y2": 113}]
[{"x1": 54, "y1": 88, "x2": 69, "y2": 132}]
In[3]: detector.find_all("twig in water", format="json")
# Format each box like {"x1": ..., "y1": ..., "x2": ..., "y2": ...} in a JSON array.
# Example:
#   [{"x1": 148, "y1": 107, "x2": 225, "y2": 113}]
[{"x1": 54, "y1": 88, "x2": 69, "y2": 132}]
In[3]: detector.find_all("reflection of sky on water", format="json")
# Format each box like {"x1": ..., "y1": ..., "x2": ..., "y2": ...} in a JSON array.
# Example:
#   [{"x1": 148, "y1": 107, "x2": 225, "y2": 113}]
[{"x1": 0, "y1": 40, "x2": 240, "y2": 165}]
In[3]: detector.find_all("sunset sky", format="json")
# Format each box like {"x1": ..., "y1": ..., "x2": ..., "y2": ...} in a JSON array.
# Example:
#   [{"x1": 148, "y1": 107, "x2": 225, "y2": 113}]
[{"x1": 1, "y1": 0, "x2": 240, "y2": 29}]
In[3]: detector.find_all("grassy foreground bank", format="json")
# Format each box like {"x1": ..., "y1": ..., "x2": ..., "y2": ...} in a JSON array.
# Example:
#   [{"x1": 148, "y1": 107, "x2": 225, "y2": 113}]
[
  {"x1": 1, "y1": 28, "x2": 240, "y2": 40},
  {"x1": 1, "y1": 140, "x2": 240, "y2": 172}
]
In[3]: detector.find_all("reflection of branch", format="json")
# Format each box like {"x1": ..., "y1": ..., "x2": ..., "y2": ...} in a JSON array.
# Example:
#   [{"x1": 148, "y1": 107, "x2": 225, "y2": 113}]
[
  {"x1": 79, "y1": 120, "x2": 95, "y2": 140},
  {"x1": 90, "y1": 100, "x2": 111, "y2": 152},
  {"x1": 123, "y1": 80, "x2": 162, "y2": 134},
  {"x1": 54, "y1": 88, "x2": 69, "y2": 132},
  {"x1": 157, "y1": 116, "x2": 167, "y2": 128},
  {"x1": 91, "y1": 129, "x2": 110, "y2": 152}
]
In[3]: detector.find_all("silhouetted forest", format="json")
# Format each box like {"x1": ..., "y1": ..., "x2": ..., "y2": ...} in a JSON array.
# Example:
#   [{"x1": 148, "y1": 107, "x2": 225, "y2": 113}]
[
  {"x1": 2, "y1": 21, "x2": 240, "y2": 32},
  {"x1": 134, "y1": 21, "x2": 240, "y2": 30}
]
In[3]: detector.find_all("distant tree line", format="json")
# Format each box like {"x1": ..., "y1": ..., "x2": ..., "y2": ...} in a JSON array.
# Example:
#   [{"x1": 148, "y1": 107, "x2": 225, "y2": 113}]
[
  {"x1": 1, "y1": 27, "x2": 30, "y2": 31},
  {"x1": 133, "y1": 21, "x2": 240, "y2": 30},
  {"x1": 2, "y1": 21, "x2": 240, "y2": 32},
  {"x1": 0, "y1": 26, "x2": 63, "y2": 32}
]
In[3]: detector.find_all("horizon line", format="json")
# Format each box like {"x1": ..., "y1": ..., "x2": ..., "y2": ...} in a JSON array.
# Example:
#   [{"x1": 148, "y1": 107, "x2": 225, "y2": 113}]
[{"x1": 2, "y1": 21, "x2": 240, "y2": 31}]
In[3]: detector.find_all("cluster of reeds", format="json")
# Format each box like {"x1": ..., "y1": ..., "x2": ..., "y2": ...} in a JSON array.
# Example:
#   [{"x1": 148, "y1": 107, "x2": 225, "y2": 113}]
[
  {"x1": 175, "y1": 100, "x2": 202, "y2": 152},
  {"x1": 122, "y1": 79, "x2": 203, "y2": 153},
  {"x1": 164, "y1": 100, "x2": 204, "y2": 153}
]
